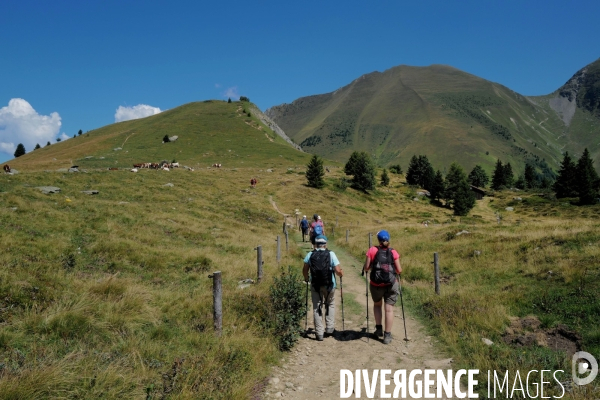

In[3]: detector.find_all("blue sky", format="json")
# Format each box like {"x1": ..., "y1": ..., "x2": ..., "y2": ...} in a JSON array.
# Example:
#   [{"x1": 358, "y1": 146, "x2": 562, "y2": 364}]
[{"x1": 1, "y1": 0, "x2": 599, "y2": 163}]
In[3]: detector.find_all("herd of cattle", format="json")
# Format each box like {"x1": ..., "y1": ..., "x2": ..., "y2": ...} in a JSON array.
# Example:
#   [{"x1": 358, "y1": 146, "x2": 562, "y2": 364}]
[{"x1": 132, "y1": 162, "x2": 180, "y2": 170}]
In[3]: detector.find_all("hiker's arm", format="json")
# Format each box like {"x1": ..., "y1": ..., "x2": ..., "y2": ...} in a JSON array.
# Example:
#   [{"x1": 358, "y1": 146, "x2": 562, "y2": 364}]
[
  {"x1": 334, "y1": 265, "x2": 343, "y2": 277},
  {"x1": 303, "y1": 263, "x2": 309, "y2": 282},
  {"x1": 394, "y1": 258, "x2": 402, "y2": 274}
]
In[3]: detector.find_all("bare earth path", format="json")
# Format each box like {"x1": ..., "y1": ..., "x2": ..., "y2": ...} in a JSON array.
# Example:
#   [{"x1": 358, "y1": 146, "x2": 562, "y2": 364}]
[{"x1": 263, "y1": 212, "x2": 454, "y2": 399}]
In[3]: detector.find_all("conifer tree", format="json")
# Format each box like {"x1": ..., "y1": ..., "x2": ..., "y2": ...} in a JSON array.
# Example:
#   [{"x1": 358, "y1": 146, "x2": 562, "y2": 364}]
[
  {"x1": 46, "y1": 141, "x2": 51, "y2": 147},
  {"x1": 524, "y1": 163, "x2": 536, "y2": 189},
  {"x1": 468, "y1": 165, "x2": 489, "y2": 188},
  {"x1": 430, "y1": 170, "x2": 445, "y2": 202},
  {"x1": 576, "y1": 148, "x2": 600, "y2": 205},
  {"x1": 14, "y1": 143, "x2": 26, "y2": 158},
  {"x1": 78, "y1": 129, "x2": 83, "y2": 136},
  {"x1": 34, "y1": 143, "x2": 41, "y2": 150},
  {"x1": 503, "y1": 163, "x2": 514, "y2": 188},
  {"x1": 445, "y1": 163, "x2": 475, "y2": 215},
  {"x1": 380, "y1": 169, "x2": 390, "y2": 186},
  {"x1": 406, "y1": 155, "x2": 434, "y2": 190},
  {"x1": 491, "y1": 159, "x2": 504, "y2": 190},
  {"x1": 306, "y1": 154, "x2": 325, "y2": 189},
  {"x1": 553, "y1": 152, "x2": 577, "y2": 198},
  {"x1": 344, "y1": 151, "x2": 376, "y2": 192}
]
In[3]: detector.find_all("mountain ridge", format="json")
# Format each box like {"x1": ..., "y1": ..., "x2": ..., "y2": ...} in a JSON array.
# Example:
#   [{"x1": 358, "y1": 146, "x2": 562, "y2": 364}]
[{"x1": 266, "y1": 61, "x2": 600, "y2": 172}]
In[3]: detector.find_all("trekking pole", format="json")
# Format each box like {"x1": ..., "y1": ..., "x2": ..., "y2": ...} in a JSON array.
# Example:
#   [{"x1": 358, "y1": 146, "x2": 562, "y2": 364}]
[
  {"x1": 398, "y1": 274, "x2": 409, "y2": 341},
  {"x1": 361, "y1": 268, "x2": 369, "y2": 343},
  {"x1": 340, "y1": 276, "x2": 345, "y2": 332},
  {"x1": 304, "y1": 280, "x2": 309, "y2": 337}
]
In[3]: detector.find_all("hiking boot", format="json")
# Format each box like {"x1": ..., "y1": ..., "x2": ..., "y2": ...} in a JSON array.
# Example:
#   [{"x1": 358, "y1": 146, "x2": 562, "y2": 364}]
[
  {"x1": 374, "y1": 325, "x2": 383, "y2": 338},
  {"x1": 316, "y1": 334, "x2": 324, "y2": 341},
  {"x1": 383, "y1": 332, "x2": 392, "y2": 345},
  {"x1": 325, "y1": 328, "x2": 334, "y2": 336}
]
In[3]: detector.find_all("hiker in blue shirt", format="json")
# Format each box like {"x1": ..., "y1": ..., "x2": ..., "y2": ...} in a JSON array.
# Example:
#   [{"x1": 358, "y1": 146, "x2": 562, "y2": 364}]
[
  {"x1": 303, "y1": 235, "x2": 343, "y2": 341},
  {"x1": 299, "y1": 215, "x2": 309, "y2": 242}
]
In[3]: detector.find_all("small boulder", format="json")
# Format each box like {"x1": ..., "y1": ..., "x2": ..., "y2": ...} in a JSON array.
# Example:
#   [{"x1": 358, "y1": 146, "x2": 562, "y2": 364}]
[
  {"x1": 505, "y1": 207, "x2": 514, "y2": 211},
  {"x1": 455, "y1": 230, "x2": 470, "y2": 236},
  {"x1": 114, "y1": 147, "x2": 122, "y2": 151},
  {"x1": 513, "y1": 197, "x2": 522, "y2": 201},
  {"x1": 81, "y1": 190, "x2": 99, "y2": 195},
  {"x1": 36, "y1": 186, "x2": 61, "y2": 194},
  {"x1": 168, "y1": 135, "x2": 178, "y2": 142},
  {"x1": 482, "y1": 338, "x2": 494, "y2": 346},
  {"x1": 163, "y1": 183, "x2": 174, "y2": 187},
  {"x1": 68, "y1": 167, "x2": 79, "y2": 173}
]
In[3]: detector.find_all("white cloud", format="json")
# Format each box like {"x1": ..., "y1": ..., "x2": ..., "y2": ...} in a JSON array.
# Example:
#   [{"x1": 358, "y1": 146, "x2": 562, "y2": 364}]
[
  {"x1": 59, "y1": 133, "x2": 71, "y2": 141},
  {"x1": 114, "y1": 104, "x2": 161, "y2": 122},
  {"x1": 0, "y1": 98, "x2": 62, "y2": 157},
  {"x1": 223, "y1": 87, "x2": 240, "y2": 100}
]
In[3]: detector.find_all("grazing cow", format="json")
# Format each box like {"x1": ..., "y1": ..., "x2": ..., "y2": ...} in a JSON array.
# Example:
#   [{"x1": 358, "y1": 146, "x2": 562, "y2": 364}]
[
  {"x1": 212, "y1": 163, "x2": 222, "y2": 168},
  {"x1": 3, "y1": 165, "x2": 10, "y2": 173},
  {"x1": 162, "y1": 167, "x2": 170, "y2": 171},
  {"x1": 143, "y1": 163, "x2": 151, "y2": 168},
  {"x1": 171, "y1": 162, "x2": 179, "y2": 168},
  {"x1": 150, "y1": 163, "x2": 159, "y2": 169},
  {"x1": 130, "y1": 168, "x2": 138, "y2": 173},
  {"x1": 108, "y1": 167, "x2": 118, "y2": 171},
  {"x1": 133, "y1": 163, "x2": 143, "y2": 168}
]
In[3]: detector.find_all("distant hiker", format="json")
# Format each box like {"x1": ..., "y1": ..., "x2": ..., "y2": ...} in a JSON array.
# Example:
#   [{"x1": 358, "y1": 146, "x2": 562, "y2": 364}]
[
  {"x1": 363, "y1": 230, "x2": 402, "y2": 344},
  {"x1": 299, "y1": 215, "x2": 309, "y2": 242},
  {"x1": 309, "y1": 214, "x2": 325, "y2": 249},
  {"x1": 303, "y1": 235, "x2": 343, "y2": 341}
]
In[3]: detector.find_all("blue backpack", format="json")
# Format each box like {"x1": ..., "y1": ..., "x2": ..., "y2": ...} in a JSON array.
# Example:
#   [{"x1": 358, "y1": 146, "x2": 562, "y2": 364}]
[{"x1": 313, "y1": 224, "x2": 324, "y2": 236}]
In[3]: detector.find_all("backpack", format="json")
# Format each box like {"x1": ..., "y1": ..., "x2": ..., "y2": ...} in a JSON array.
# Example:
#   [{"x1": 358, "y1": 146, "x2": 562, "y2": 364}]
[
  {"x1": 370, "y1": 247, "x2": 396, "y2": 285},
  {"x1": 309, "y1": 250, "x2": 333, "y2": 290},
  {"x1": 313, "y1": 224, "x2": 324, "y2": 236}
]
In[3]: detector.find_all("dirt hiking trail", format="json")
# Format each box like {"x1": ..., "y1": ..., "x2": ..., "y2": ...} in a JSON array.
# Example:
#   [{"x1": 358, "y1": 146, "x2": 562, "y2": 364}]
[{"x1": 263, "y1": 212, "x2": 454, "y2": 399}]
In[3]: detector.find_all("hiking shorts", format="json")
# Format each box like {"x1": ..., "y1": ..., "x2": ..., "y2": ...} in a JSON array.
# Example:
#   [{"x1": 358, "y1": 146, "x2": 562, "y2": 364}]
[{"x1": 370, "y1": 281, "x2": 399, "y2": 305}]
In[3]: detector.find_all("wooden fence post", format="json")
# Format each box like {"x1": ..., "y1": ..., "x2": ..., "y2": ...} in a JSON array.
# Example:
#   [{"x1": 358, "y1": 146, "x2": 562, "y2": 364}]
[
  {"x1": 433, "y1": 253, "x2": 440, "y2": 295},
  {"x1": 208, "y1": 271, "x2": 222, "y2": 336},
  {"x1": 285, "y1": 230, "x2": 289, "y2": 251},
  {"x1": 276, "y1": 236, "x2": 281, "y2": 263},
  {"x1": 255, "y1": 246, "x2": 263, "y2": 283},
  {"x1": 368, "y1": 232, "x2": 372, "y2": 248},
  {"x1": 346, "y1": 229, "x2": 349, "y2": 243}
]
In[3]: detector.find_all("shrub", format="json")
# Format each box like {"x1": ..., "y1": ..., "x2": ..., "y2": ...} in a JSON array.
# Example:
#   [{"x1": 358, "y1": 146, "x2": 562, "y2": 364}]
[
  {"x1": 269, "y1": 266, "x2": 304, "y2": 351},
  {"x1": 389, "y1": 164, "x2": 403, "y2": 174}
]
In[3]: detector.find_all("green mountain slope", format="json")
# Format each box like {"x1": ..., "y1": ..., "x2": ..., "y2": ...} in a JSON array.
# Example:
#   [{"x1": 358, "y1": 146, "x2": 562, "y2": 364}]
[
  {"x1": 267, "y1": 63, "x2": 600, "y2": 173},
  {"x1": 9, "y1": 101, "x2": 307, "y2": 171},
  {"x1": 528, "y1": 58, "x2": 600, "y2": 164}
]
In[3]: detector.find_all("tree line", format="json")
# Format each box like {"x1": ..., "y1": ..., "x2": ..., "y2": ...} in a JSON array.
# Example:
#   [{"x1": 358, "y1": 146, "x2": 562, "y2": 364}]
[
  {"x1": 11, "y1": 130, "x2": 85, "y2": 158},
  {"x1": 306, "y1": 148, "x2": 600, "y2": 214}
]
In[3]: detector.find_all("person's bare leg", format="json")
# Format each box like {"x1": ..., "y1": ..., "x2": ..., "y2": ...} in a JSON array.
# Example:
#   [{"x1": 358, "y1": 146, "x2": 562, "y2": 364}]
[
  {"x1": 384, "y1": 303, "x2": 394, "y2": 332},
  {"x1": 373, "y1": 300, "x2": 383, "y2": 325}
]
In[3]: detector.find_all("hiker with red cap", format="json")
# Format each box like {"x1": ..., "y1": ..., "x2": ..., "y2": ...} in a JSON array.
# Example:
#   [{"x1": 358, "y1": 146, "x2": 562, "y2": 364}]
[{"x1": 363, "y1": 230, "x2": 402, "y2": 344}]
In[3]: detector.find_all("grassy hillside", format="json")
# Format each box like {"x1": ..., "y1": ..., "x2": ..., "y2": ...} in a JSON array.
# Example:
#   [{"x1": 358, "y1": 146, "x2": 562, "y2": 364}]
[
  {"x1": 7, "y1": 100, "x2": 307, "y2": 171},
  {"x1": 267, "y1": 64, "x2": 600, "y2": 174},
  {"x1": 2, "y1": 99, "x2": 599, "y2": 397}
]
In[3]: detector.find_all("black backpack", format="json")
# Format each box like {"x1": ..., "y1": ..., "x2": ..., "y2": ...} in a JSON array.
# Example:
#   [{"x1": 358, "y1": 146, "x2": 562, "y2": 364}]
[
  {"x1": 370, "y1": 247, "x2": 396, "y2": 285},
  {"x1": 309, "y1": 250, "x2": 333, "y2": 290}
]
